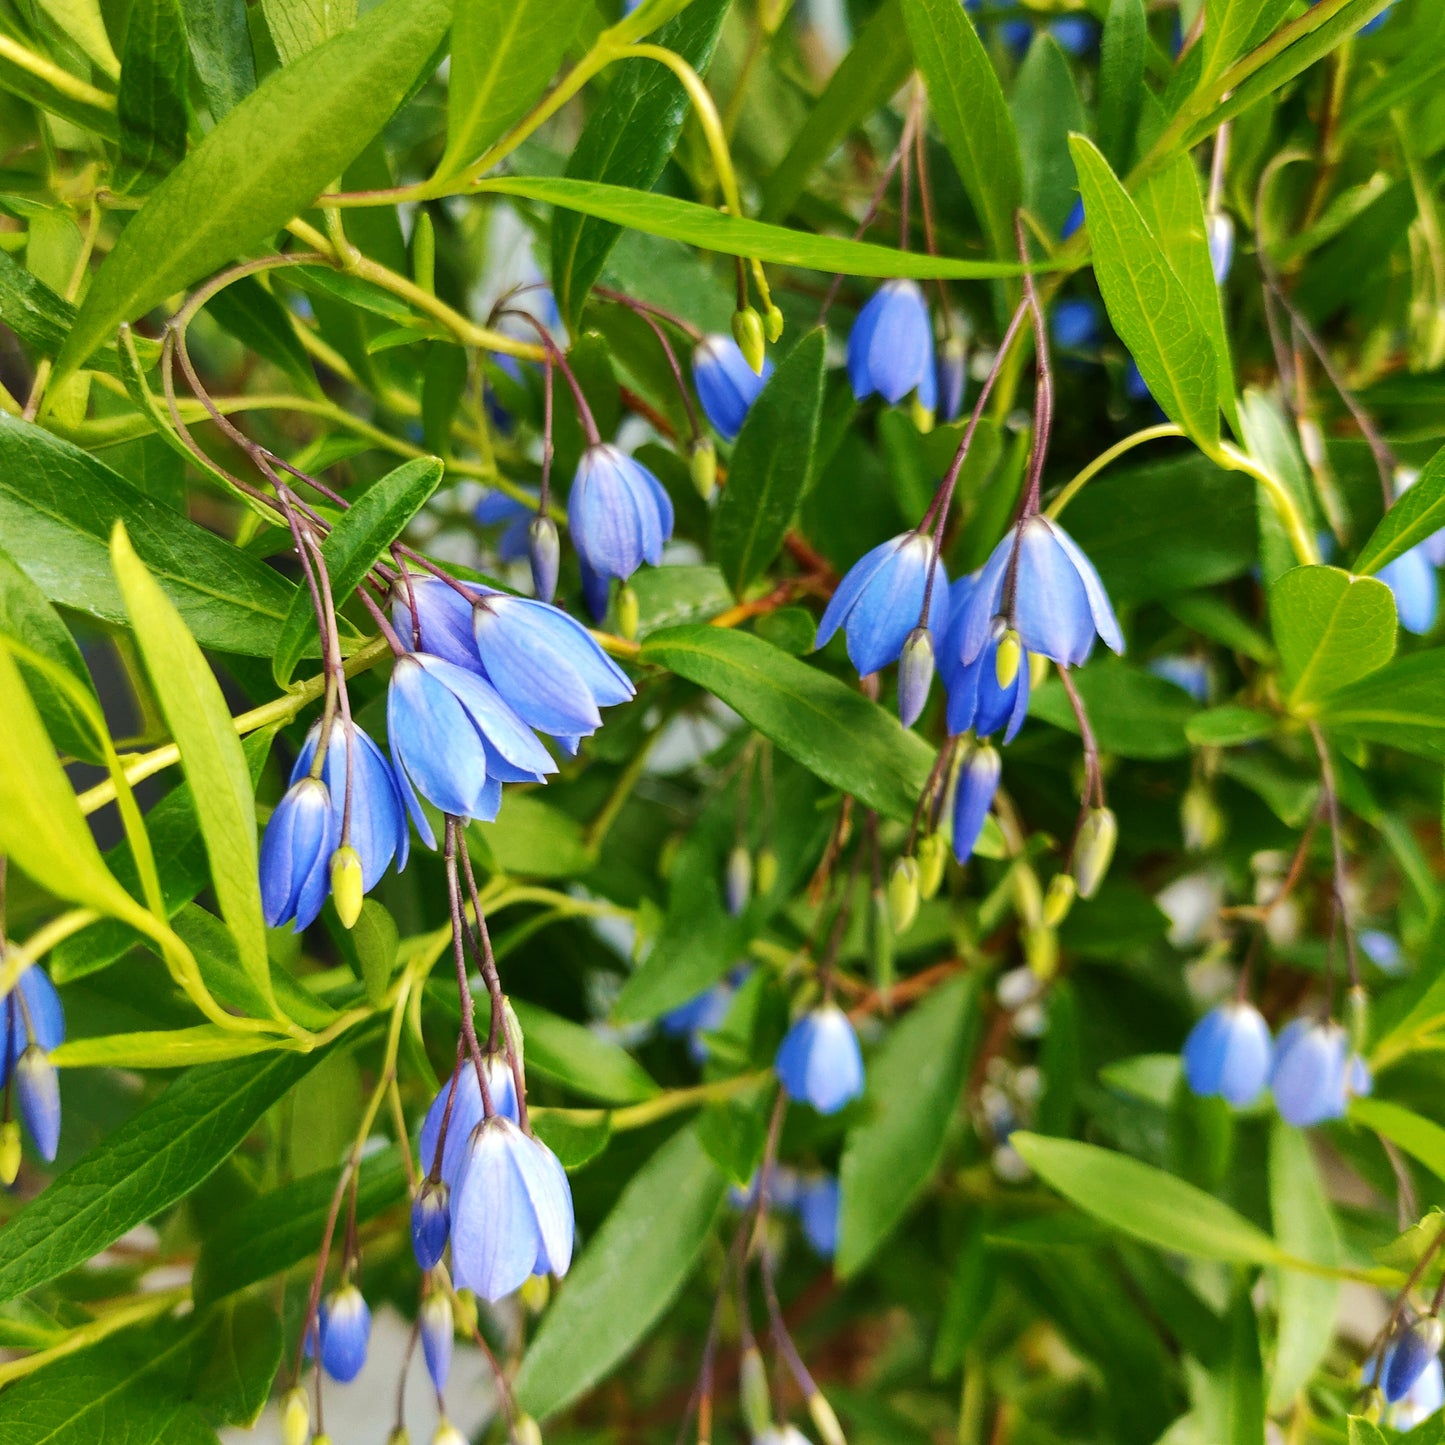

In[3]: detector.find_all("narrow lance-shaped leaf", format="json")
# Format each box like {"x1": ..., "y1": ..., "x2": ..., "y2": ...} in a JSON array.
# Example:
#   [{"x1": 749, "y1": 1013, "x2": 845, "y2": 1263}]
[
  {"x1": 1353, "y1": 443, "x2": 1445, "y2": 574},
  {"x1": 114, "y1": 0, "x2": 191, "y2": 194},
  {"x1": 111, "y1": 524, "x2": 275, "y2": 1013}
]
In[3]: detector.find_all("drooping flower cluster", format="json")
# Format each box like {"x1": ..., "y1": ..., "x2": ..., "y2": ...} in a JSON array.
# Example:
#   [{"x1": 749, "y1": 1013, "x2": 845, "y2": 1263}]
[{"x1": 2, "y1": 967, "x2": 64, "y2": 1166}]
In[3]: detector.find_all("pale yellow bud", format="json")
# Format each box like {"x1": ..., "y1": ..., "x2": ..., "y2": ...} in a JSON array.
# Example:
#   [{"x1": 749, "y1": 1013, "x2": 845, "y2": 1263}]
[
  {"x1": 691, "y1": 438, "x2": 718, "y2": 501},
  {"x1": 281, "y1": 1387, "x2": 310, "y2": 1445},
  {"x1": 740, "y1": 1346, "x2": 771, "y2": 1435},
  {"x1": 0, "y1": 1120, "x2": 20, "y2": 1186},
  {"x1": 754, "y1": 846, "x2": 779, "y2": 897},
  {"x1": 916, "y1": 832, "x2": 946, "y2": 899},
  {"x1": 888, "y1": 857, "x2": 920, "y2": 934},
  {"x1": 330, "y1": 846, "x2": 364, "y2": 929},
  {"x1": 1072, "y1": 807, "x2": 1118, "y2": 900},
  {"x1": 809, "y1": 1391, "x2": 848, "y2": 1445},
  {"x1": 1042, "y1": 873, "x2": 1076, "y2": 927},
  {"x1": 764, "y1": 302, "x2": 785, "y2": 343},
  {"x1": 514, "y1": 1416, "x2": 544, "y2": 1445},
  {"x1": 732, "y1": 307, "x2": 767, "y2": 373}
]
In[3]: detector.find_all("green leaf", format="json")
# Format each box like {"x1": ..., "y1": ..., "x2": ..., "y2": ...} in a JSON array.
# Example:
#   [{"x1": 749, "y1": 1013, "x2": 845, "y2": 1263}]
[
  {"x1": 1012, "y1": 36, "x2": 1084, "y2": 240},
  {"x1": 1069, "y1": 134, "x2": 1221, "y2": 451},
  {"x1": 192, "y1": 1299, "x2": 284, "y2": 1429},
  {"x1": 1343, "y1": 7, "x2": 1445, "y2": 134},
  {"x1": 837, "y1": 975, "x2": 981, "y2": 1277},
  {"x1": 1318, "y1": 652, "x2": 1445, "y2": 761},
  {"x1": 1351, "y1": 1098, "x2": 1445, "y2": 1185},
  {"x1": 441, "y1": 0, "x2": 580, "y2": 177},
  {"x1": 514, "y1": 1125, "x2": 726, "y2": 1420},
  {"x1": 186, "y1": 0, "x2": 256, "y2": 119},
  {"x1": 345, "y1": 899, "x2": 398, "y2": 1009},
  {"x1": 1348, "y1": 1420, "x2": 1390, "y2": 1445},
  {"x1": 902, "y1": 0, "x2": 1023, "y2": 264},
  {"x1": 530, "y1": 1110, "x2": 613, "y2": 1170},
  {"x1": 205, "y1": 275, "x2": 321, "y2": 400},
  {"x1": 114, "y1": 0, "x2": 190, "y2": 194},
  {"x1": 1134, "y1": 152, "x2": 1238, "y2": 434},
  {"x1": 0, "y1": 540, "x2": 100, "y2": 763},
  {"x1": 510, "y1": 1000, "x2": 660, "y2": 1105},
  {"x1": 1354, "y1": 445, "x2": 1445, "y2": 575},
  {"x1": 1187, "y1": 705, "x2": 1276, "y2": 747},
  {"x1": 551, "y1": 0, "x2": 730, "y2": 330},
  {"x1": 759, "y1": 0, "x2": 912, "y2": 224},
  {"x1": 1029, "y1": 659, "x2": 1197, "y2": 759},
  {"x1": 0, "y1": 1048, "x2": 333, "y2": 1303},
  {"x1": 1270, "y1": 565, "x2": 1397, "y2": 710},
  {"x1": 1238, "y1": 388, "x2": 1318, "y2": 586},
  {"x1": 0, "y1": 247, "x2": 73, "y2": 358},
  {"x1": 52, "y1": 0, "x2": 452, "y2": 386},
  {"x1": 0, "y1": 39, "x2": 120, "y2": 138},
  {"x1": 1097, "y1": 0, "x2": 1146, "y2": 172},
  {"x1": 468, "y1": 795, "x2": 595, "y2": 879},
  {"x1": 33, "y1": 0, "x2": 121, "y2": 78},
  {"x1": 0, "y1": 413, "x2": 296, "y2": 656},
  {"x1": 1202, "y1": 0, "x2": 1291, "y2": 81},
  {"x1": 112, "y1": 524, "x2": 274, "y2": 1011},
  {"x1": 262, "y1": 0, "x2": 357, "y2": 64},
  {"x1": 713, "y1": 329, "x2": 826, "y2": 597},
  {"x1": 1267, "y1": 1119, "x2": 1340, "y2": 1411},
  {"x1": 272, "y1": 455, "x2": 441, "y2": 685},
  {"x1": 640, "y1": 626, "x2": 937, "y2": 821},
  {"x1": 193, "y1": 1146, "x2": 405, "y2": 1305},
  {"x1": 495, "y1": 175, "x2": 1041, "y2": 284},
  {"x1": 1010, "y1": 1133, "x2": 1287, "y2": 1265}
]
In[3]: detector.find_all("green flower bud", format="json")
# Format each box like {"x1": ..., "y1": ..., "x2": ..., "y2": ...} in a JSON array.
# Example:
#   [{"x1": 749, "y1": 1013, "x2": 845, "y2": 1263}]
[
  {"x1": 754, "y1": 845, "x2": 779, "y2": 896},
  {"x1": 732, "y1": 306, "x2": 767, "y2": 373},
  {"x1": 916, "y1": 832, "x2": 946, "y2": 899},
  {"x1": 740, "y1": 1345, "x2": 771, "y2": 1435},
  {"x1": 1181, "y1": 783, "x2": 1222, "y2": 852},
  {"x1": 330, "y1": 846, "x2": 364, "y2": 929},
  {"x1": 1024, "y1": 924, "x2": 1058, "y2": 981},
  {"x1": 1346, "y1": 984, "x2": 1370, "y2": 1055},
  {"x1": 725, "y1": 844, "x2": 753, "y2": 916},
  {"x1": 515, "y1": 1417, "x2": 544, "y2": 1445},
  {"x1": 412, "y1": 211, "x2": 435, "y2": 296},
  {"x1": 1072, "y1": 807, "x2": 1118, "y2": 900},
  {"x1": 888, "y1": 857, "x2": 920, "y2": 934},
  {"x1": 0, "y1": 1120, "x2": 20, "y2": 1187},
  {"x1": 1042, "y1": 873, "x2": 1076, "y2": 927},
  {"x1": 690, "y1": 437, "x2": 718, "y2": 500},
  {"x1": 388, "y1": 1430, "x2": 411, "y2": 1445},
  {"x1": 764, "y1": 302, "x2": 785, "y2": 343},
  {"x1": 281, "y1": 1387, "x2": 310, "y2": 1445},
  {"x1": 617, "y1": 583, "x2": 640, "y2": 642},
  {"x1": 809, "y1": 1391, "x2": 848, "y2": 1445}
]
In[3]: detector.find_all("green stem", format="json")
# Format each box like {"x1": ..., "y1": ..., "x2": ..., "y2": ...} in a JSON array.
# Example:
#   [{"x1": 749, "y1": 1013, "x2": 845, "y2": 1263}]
[
  {"x1": 1046, "y1": 424, "x2": 1186, "y2": 519},
  {"x1": 1215, "y1": 442, "x2": 1321, "y2": 566}
]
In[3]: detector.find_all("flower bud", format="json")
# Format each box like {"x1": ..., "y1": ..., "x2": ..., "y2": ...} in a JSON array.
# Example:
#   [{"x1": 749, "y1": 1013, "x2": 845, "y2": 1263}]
[
  {"x1": 764, "y1": 302, "x2": 785, "y2": 343},
  {"x1": 330, "y1": 846, "x2": 364, "y2": 929},
  {"x1": 501, "y1": 996, "x2": 526, "y2": 1075},
  {"x1": 740, "y1": 1345, "x2": 771, "y2": 1435},
  {"x1": 411, "y1": 1180, "x2": 450, "y2": 1270},
  {"x1": 1346, "y1": 984, "x2": 1370, "y2": 1055},
  {"x1": 1181, "y1": 782, "x2": 1221, "y2": 852},
  {"x1": 754, "y1": 846, "x2": 779, "y2": 896},
  {"x1": 1383, "y1": 1316, "x2": 1445, "y2": 1404},
  {"x1": 420, "y1": 1290, "x2": 454, "y2": 1393},
  {"x1": 432, "y1": 1421, "x2": 467, "y2": 1445},
  {"x1": 897, "y1": 626, "x2": 935, "y2": 728},
  {"x1": 725, "y1": 844, "x2": 753, "y2": 916},
  {"x1": 313, "y1": 1436, "x2": 332, "y2": 1445},
  {"x1": 515, "y1": 1417, "x2": 544, "y2": 1445},
  {"x1": 1024, "y1": 924, "x2": 1058, "y2": 982},
  {"x1": 1072, "y1": 807, "x2": 1117, "y2": 899},
  {"x1": 690, "y1": 437, "x2": 718, "y2": 500},
  {"x1": 388, "y1": 1431, "x2": 411, "y2": 1445},
  {"x1": 1042, "y1": 873, "x2": 1076, "y2": 927},
  {"x1": 528, "y1": 515, "x2": 560, "y2": 604},
  {"x1": 1297, "y1": 415, "x2": 1327, "y2": 472},
  {"x1": 888, "y1": 857, "x2": 920, "y2": 934},
  {"x1": 994, "y1": 629, "x2": 1022, "y2": 689},
  {"x1": 916, "y1": 832, "x2": 946, "y2": 899},
  {"x1": 1205, "y1": 210, "x2": 1234, "y2": 284},
  {"x1": 281, "y1": 1386, "x2": 310, "y2": 1445},
  {"x1": 731, "y1": 306, "x2": 767, "y2": 374},
  {"x1": 412, "y1": 210, "x2": 436, "y2": 294},
  {"x1": 809, "y1": 1391, "x2": 848, "y2": 1445},
  {"x1": 616, "y1": 582, "x2": 640, "y2": 641},
  {"x1": 0, "y1": 1120, "x2": 20, "y2": 1186}
]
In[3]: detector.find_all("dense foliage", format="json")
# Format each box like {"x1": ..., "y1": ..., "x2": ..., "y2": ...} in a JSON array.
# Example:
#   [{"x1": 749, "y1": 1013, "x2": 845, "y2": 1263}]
[{"x1": 0, "y1": 0, "x2": 1443, "y2": 1443}]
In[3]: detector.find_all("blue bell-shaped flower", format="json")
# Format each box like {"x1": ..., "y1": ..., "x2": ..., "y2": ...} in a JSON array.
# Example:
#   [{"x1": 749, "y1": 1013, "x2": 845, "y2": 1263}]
[
  {"x1": 1051, "y1": 15, "x2": 1096, "y2": 53},
  {"x1": 420, "y1": 1290, "x2": 454, "y2": 1393},
  {"x1": 952, "y1": 741, "x2": 1002, "y2": 864},
  {"x1": 1060, "y1": 198, "x2": 1085, "y2": 241},
  {"x1": 796, "y1": 1174, "x2": 840, "y2": 1258},
  {"x1": 940, "y1": 587, "x2": 1031, "y2": 743},
  {"x1": 775, "y1": 1003, "x2": 865, "y2": 1115},
  {"x1": 1052, "y1": 298, "x2": 1100, "y2": 352},
  {"x1": 475, "y1": 488, "x2": 535, "y2": 562},
  {"x1": 661, "y1": 974, "x2": 740, "y2": 1064},
  {"x1": 1148, "y1": 654, "x2": 1210, "y2": 703},
  {"x1": 472, "y1": 589, "x2": 634, "y2": 749},
  {"x1": 848, "y1": 280, "x2": 937, "y2": 411},
  {"x1": 1270, "y1": 1018, "x2": 1370, "y2": 1127},
  {"x1": 1182, "y1": 1001, "x2": 1273, "y2": 1107},
  {"x1": 317, "y1": 1283, "x2": 371, "y2": 1383},
  {"x1": 1, "y1": 967, "x2": 64, "y2": 1085},
  {"x1": 956, "y1": 515, "x2": 1124, "y2": 668},
  {"x1": 291, "y1": 718, "x2": 410, "y2": 894},
  {"x1": 1206, "y1": 211, "x2": 1235, "y2": 284},
  {"x1": 897, "y1": 626, "x2": 936, "y2": 728},
  {"x1": 387, "y1": 653, "x2": 556, "y2": 829},
  {"x1": 419, "y1": 1057, "x2": 520, "y2": 1192},
  {"x1": 15, "y1": 1046, "x2": 60, "y2": 1162},
  {"x1": 1384, "y1": 1317, "x2": 1445, "y2": 1405},
  {"x1": 936, "y1": 336, "x2": 967, "y2": 423},
  {"x1": 449, "y1": 1116, "x2": 574, "y2": 1301},
  {"x1": 260, "y1": 778, "x2": 337, "y2": 931},
  {"x1": 567, "y1": 443, "x2": 674, "y2": 592},
  {"x1": 1378, "y1": 543, "x2": 1439, "y2": 636},
  {"x1": 411, "y1": 1181, "x2": 450, "y2": 1271},
  {"x1": 692, "y1": 334, "x2": 773, "y2": 442},
  {"x1": 815, "y1": 532, "x2": 950, "y2": 678},
  {"x1": 392, "y1": 576, "x2": 481, "y2": 672}
]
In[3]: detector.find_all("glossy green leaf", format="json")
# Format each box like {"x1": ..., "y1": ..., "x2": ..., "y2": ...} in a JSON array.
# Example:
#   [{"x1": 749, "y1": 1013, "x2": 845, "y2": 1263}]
[
  {"x1": 468, "y1": 795, "x2": 595, "y2": 879},
  {"x1": 551, "y1": 0, "x2": 730, "y2": 329},
  {"x1": 1097, "y1": 0, "x2": 1146, "y2": 172},
  {"x1": 193, "y1": 1146, "x2": 405, "y2": 1304},
  {"x1": 902, "y1": 0, "x2": 1022, "y2": 263},
  {"x1": 0, "y1": 42, "x2": 119, "y2": 138},
  {"x1": 759, "y1": 0, "x2": 912, "y2": 224},
  {"x1": 1238, "y1": 388, "x2": 1318, "y2": 587},
  {"x1": 510, "y1": 1000, "x2": 660, "y2": 1105},
  {"x1": 0, "y1": 1048, "x2": 332, "y2": 1303},
  {"x1": 192, "y1": 1299, "x2": 283, "y2": 1429},
  {"x1": 1187, "y1": 705, "x2": 1276, "y2": 746},
  {"x1": 640, "y1": 626, "x2": 937, "y2": 821},
  {"x1": 272, "y1": 455, "x2": 441, "y2": 684},
  {"x1": 0, "y1": 413, "x2": 295, "y2": 656},
  {"x1": 52, "y1": 0, "x2": 452, "y2": 386},
  {"x1": 205, "y1": 275, "x2": 321, "y2": 399},
  {"x1": 186, "y1": 0, "x2": 256, "y2": 118},
  {"x1": 713, "y1": 329, "x2": 826, "y2": 597},
  {"x1": 1353, "y1": 444, "x2": 1445, "y2": 574},
  {"x1": 33, "y1": 0, "x2": 121, "y2": 77},
  {"x1": 1070, "y1": 135, "x2": 1221, "y2": 451},
  {"x1": 1318, "y1": 652, "x2": 1445, "y2": 761},
  {"x1": 1270, "y1": 564, "x2": 1397, "y2": 710},
  {"x1": 1030, "y1": 660, "x2": 1197, "y2": 759},
  {"x1": 1012, "y1": 36, "x2": 1084, "y2": 239},
  {"x1": 1351, "y1": 1098, "x2": 1445, "y2": 1185},
  {"x1": 1011, "y1": 1133, "x2": 1287, "y2": 1265},
  {"x1": 441, "y1": 0, "x2": 580, "y2": 177},
  {"x1": 112, "y1": 524, "x2": 274, "y2": 1011},
  {"x1": 262, "y1": 0, "x2": 357, "y2": 64},
  {"x1": 1267, "y1": 1119, "x2": 1340, "y2": 1411},
  {"x1": 495, "y1": 176, "x2": 1039, "y2": 283},
  {"x1": 1343, "y1": 7, "x2": 1445, "y2": 133},
  {"x1": 0, "y1": 247, "x2": 73, "y2": 358},
  {"x1": 838, "y1": 975, "x2": 980, "y2": 1277},
  {"x1": 0, "y1": 540, "x2": 99, "y2": 763},
  {"x1": 114, "y1": 0, "x2": 190, "y2": 194},
  {"x1": 514, "y1": 1125, "x2": 726, "y2": 1420},
  {"x1": 1202, "y1": 0, "x2": 1291, "y2": 81},
  {"x1": 1347, "y1": 1420, "x2": 1389, "y2": 1445}
]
